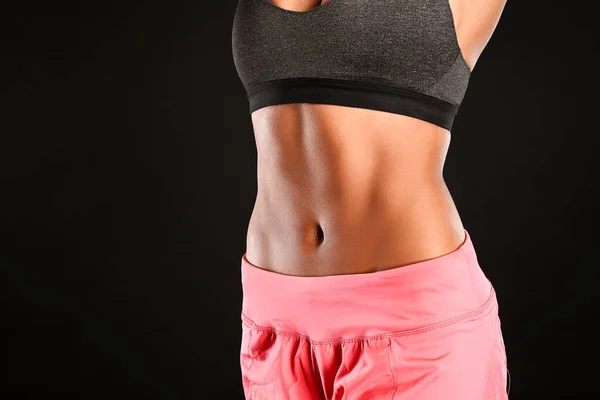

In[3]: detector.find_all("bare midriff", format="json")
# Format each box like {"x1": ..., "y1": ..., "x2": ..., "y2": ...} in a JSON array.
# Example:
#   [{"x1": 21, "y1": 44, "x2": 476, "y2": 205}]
[{"x1": 245, "y1": 103, "x2": 466, "y2": 277}]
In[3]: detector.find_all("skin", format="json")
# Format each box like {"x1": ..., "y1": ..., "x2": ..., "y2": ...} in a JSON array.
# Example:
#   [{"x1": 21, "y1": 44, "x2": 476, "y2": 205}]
[{"x1": 246, "y1": 0, "x2": 508, "y2": 276}]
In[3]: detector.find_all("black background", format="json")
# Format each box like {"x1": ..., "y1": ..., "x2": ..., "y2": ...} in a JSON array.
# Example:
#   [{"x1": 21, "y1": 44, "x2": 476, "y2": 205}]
[{"x1": 1, "y1": 1, "x2": 598, "y2": 398}]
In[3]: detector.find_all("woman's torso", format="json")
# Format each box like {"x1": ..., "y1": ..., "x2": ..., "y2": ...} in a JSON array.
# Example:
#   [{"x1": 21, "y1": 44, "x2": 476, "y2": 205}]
[
  {"x1": 245, "y1": 103, "x2": 466, "y2": 277},
  {"x1": 243, "y1": 0, "x2": 506, "y2": 276}
]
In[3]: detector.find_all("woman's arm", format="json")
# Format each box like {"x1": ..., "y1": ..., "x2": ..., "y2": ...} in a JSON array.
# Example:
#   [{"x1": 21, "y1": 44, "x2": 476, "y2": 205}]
[{"x1": 449, "y1": 0, "x2": 509, "y2": 72}]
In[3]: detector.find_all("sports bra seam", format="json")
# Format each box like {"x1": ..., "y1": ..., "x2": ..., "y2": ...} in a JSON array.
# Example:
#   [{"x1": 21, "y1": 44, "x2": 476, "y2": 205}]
[{"x1": 423, "y1": 52, "x2": 463, "y2": 95}]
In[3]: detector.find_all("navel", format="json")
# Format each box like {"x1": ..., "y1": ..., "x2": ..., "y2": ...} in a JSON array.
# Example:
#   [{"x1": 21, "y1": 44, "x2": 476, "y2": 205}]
[{"x1": 316, "y1": 223, "x2": 325, "y2": 245}]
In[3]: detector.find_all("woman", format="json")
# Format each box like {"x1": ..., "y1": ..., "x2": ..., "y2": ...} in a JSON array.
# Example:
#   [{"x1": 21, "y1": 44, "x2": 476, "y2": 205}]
[{"x1": 231, "y1": 0, "x2": 508, "y2": 398}]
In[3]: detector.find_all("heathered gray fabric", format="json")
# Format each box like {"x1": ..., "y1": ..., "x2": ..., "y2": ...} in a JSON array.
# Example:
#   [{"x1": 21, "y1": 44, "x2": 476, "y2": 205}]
[{"x1": 232, "y1": 0, "x2": 471, "y2": 107}]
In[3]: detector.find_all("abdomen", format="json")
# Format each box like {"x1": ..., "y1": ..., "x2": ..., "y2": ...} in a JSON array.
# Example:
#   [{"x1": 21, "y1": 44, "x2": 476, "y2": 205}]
[{"x1": 245, "y1": 103, "x2": 466, "y2": 276}]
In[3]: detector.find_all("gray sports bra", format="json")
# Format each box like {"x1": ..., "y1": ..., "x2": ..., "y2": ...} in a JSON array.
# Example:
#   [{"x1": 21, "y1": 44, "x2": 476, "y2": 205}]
[{"x1": 231, "y1": 0, "x2": 471, "y2": 130}]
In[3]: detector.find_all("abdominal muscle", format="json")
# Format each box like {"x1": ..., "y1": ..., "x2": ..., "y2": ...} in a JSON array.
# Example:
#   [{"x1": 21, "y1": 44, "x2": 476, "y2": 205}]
[{"x1": 245, "y1": 103, "x2": 466, "y2": 277}]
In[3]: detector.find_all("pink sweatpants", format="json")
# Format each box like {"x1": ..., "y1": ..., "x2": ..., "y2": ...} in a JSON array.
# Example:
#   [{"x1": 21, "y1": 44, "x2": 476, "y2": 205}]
[{"x1": 240, "y1": 229, "x2": 509, "y2": 399}]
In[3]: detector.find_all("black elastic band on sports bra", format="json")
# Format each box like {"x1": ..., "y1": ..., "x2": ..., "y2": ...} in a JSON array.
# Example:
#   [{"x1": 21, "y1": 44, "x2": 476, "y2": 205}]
[{"x1": 247, "y1": 77, "x2": 459, "y2": 130}]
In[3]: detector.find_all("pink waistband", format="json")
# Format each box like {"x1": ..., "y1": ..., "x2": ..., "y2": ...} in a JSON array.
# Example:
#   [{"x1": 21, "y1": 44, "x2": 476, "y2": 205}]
[{"x1": 241, "y1": 229, "x2": 493, "y2": 342}]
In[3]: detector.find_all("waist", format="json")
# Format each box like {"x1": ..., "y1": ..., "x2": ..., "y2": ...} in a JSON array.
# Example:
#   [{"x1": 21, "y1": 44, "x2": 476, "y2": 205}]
[
  {"x1": 246, "y1": 178, "x2": 465, "y2": 276},
  {"x1": 241, "y1": 229, "x2": 494, "y2": 341}
]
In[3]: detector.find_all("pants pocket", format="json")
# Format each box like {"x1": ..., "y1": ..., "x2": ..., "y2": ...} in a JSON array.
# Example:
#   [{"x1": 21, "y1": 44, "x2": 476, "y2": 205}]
[
  {"x1": 239, "y1": 317, "x2": 315, "y2": 400},
  {"x1": 240, "y1": 318, "x2": 256, "y2": 372}
]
